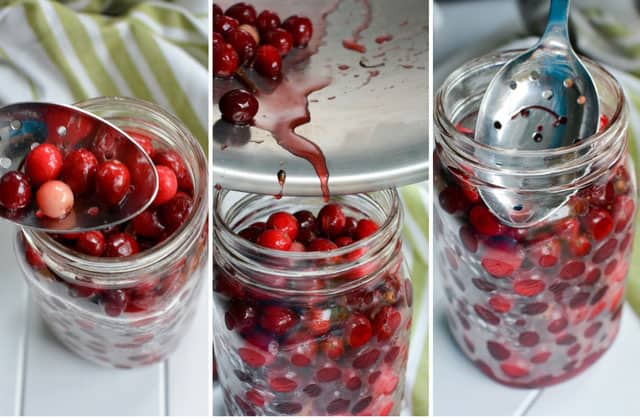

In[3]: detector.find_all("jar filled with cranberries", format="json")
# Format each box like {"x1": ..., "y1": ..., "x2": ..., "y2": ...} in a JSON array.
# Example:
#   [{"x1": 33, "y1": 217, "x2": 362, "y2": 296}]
[
  {"x1": 15, "y1": 97, "x2": 208, "y2": 368},
  {"x1": 434, "y1": 50, "x2": 637, "y2": 387},
  {"x1": 213, "y1": 189, "x2": 412, "y2": 415}
]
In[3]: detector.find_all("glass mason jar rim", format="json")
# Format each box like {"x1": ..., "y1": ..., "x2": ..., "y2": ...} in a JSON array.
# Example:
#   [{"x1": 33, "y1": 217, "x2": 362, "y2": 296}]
[
  {"x1": 22, "y1": 96, "x2": 208, "y2": 287},
  {"x1": 213, "y1": 188, "x2": 403, "y2": 296},
  {"x1": 435, "y1": 49, "x2": 628, "y2": 187}
]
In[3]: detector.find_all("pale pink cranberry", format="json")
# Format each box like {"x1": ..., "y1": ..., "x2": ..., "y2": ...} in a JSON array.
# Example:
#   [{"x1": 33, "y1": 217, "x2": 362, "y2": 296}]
[{"x1": 36, "y1": 180, "x2": 74, "y2": 219}]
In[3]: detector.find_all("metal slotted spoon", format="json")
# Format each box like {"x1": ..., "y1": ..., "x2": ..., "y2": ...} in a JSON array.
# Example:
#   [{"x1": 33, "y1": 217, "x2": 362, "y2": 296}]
[{"x1": 0, "y1": 102, "x2": 158, "y2": 232}]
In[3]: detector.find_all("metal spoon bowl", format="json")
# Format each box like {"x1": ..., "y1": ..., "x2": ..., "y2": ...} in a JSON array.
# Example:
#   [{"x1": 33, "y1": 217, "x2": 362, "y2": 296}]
[{"x1": 0, "y1": 102, "x2": 158, "y2": 232}]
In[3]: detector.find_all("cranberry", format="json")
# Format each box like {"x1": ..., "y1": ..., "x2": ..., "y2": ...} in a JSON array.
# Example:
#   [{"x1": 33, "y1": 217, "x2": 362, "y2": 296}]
[
  {"x1": 284, "y1": 331, "x2": 318, "y2": 367},
  {"x1": 356, "y1": 218, "x2": 379, "y2": 240},
  {"x1": 102, "y1": 289, "x2": 128, "y2": 316},
  {"x1": 343, "y1": 217, "x2": 358, "y2": 237},
  {"x1": 583, "y1": 208, "x2": 613, "y2": 241},
  {"x1": 282, "y1": 15, "x2": 313, "y2": 47},
  {"x1": 529, "y1": 238, "x2": 561, "y2": 267},
  {"x1": 567, "y1": 234, "x2": 592, "y2": 257},
  {"x1": 213, "y1": 42, "x2": 239, "y2": 78},
  {"x1": 25, "y1": 144, "x2": 63, "y2": 186},
  {"x1": 345, "y1": 313, "x2": 372, "y2": 348},
  {"x1": 294, "y1": 210, "x2": 317, "y2": 231},
  {"x1": 256, "y1": 229, "x2": 292, "y2": 250},
  {"x1": 213, "y1": 3, "x2": 222, "y2": 17},
  {"x1": 214, "y1": 14, "x2": 239, "y2": 36},
  {"x1": 225, "y1": 28, "x2": 257, "y2": 65},
  {"x1": 335, "y1": 236, "x2": 354, "y2": 247},
  {"x1": 128, "y1": 132, "x2": 155, "y2": 158},
  {"x1": 61, "y1": 148, "x2": 98, "y2": 196},
  {"x1": 0, "y1": 171, "x2": 31, "y2": 210},
  {"x1": 513, "y1": 278, "x2": 545, "y2": 297},
  {"x1": 254, "y1": 45, "x2": 282, "y2": 79},
  {"x1": 259, "y1": 305, "x2": 298, "y2": 335},
  {"x1": 239, "y1": 24, "x2": 260, "y2": 44},
  {"x1": 238, "y1": 225, "x2": 263, "y2": 242},
  {"x1": 488, "y1": 294, "x2": 512, "y2": 313},
  {"x1": 318, "y1": 203, "x2": 346, "y2": 237},
  {"x1": 264, "y1": 28, "x2": 293, "y2": 56},
  {"x1": 303, "y1": 308, "x2": 331, "y2": 335},
  {"x1": 153, "y1": 165, "x2": 178, "y2": 206},
  {"x1": 213, "y1": 32, "x2": 224, "y2": 46},
  {"x1": 320, "y1": 336, "x2": 344, "y2": 359},
  {"x1": 469, "y1": 205, "x2": 506, "y2": 236},
  {"x1": 613, "y1": 195, "x2": 635, "y2": 233},
  {"x1": 372, "y1": 306, "x2": 401, "y2": 341},
  {"x1": 219, "y1": 89, "x2": 259, "y2": 125},
  {"x1": 94, "y1": 160, "x2": 130, "y2": 206},
  {"x1": 159, "y1": 192, "x2": 193, "y2": 234},
  {"x1": 481, "y1": 242, "x2": 524, "y2": 278},
  {"x1": 225, "y1": 300, "x2": 257, "y2": 333},
  {"x1": 256, "y1": 10, "x2": 281, "y2": 35},
  {"x1": 36, "y1": 180, "x2": 74, "y2": 219},
  {"x1": 266, "y1": 211, "x2": 299, "y2": 240},
  {"x1": 104, "y1": 233, "x2": 139, "y2": 257},
  {"x1": 153, "y1": 151, "x2": 192, "y2": 193},
  {"x1": 131, "y1": 209, "x2": 165, "y2": 239},
  {"x1": 225, "y1": 2, "x2": 256, "y2": 25},
  {"x1": 308, "y1": 238, "x2": 338, "y2": 252},
  {"x1": 75, "y1": 231, "x2": 105, "y2": 256}
]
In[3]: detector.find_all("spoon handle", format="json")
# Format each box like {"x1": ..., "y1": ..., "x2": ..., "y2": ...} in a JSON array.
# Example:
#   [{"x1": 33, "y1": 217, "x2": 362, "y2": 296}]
[{"x1": 541, "y1": 0, "x2": 571, "y2": 46}]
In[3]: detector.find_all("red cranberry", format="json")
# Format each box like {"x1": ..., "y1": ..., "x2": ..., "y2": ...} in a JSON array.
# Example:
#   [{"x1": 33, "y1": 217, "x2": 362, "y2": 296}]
[
  {"x1": 131, "y1": 208, "x2": 165, "y2": 239},
  {"x1": 583, "y1": 208, "x2": 613, "y2": 241},
  {"x1": 513, "y1": 278, "x2": 545, "y2": 297},
  {"x1": 75, "y1": 231, "x2": 106, "y2": 256},
  {"x1": 153, "y1": 151, "x2": 192, "y2": 194},
  {"x1": 320, "y1": 336, "x2": 344, "y2": 359},
  {"x1": 213, "y1": 32, "x2": 224, "y2": 46},
  {"x1": 214, "y1": 14, "x2": 239, "y2": 36},
  {"x1": 213, "y1": 3, "x2": 222, "y2": 17},
  {"x1": 127, "y1": 132, "x2": 155, "y2": 158},
  {"x1": 266, "y1": 211, "x2": 299, "y2": 240},
  {"x1": 259, "y1": 305, "x2": 298, "y2": 335},
  {"x1": 225, "y1": 2, "x2": 256, "y2": 25},
  {"x1": 153, "y1": 165, "x2": 178, "y2": 206},
  {"x1": 256, "y1": 229, "x2": 292, "y2": 250},
  {"x1": 318, "y1": 203, "x2": 346, "y2": 237},
  {"x1": 159, "y1": 192, "x2": 193, "y2": 234},
  {"x1": 284, "y1": 331, "x2": 318, "y2": 367},
  {"x1": 254, "y1": 45, "x2": 282, "y2": 79},
  {"x1": 238, "y1": 225, "x2": 264, "y2": 242},
  {"x1": 469, "y1": 205, "x2": 506, "y2": 236},
  {"x1": 25, "y1": 144, "x2": 63, "y2": 186},
  {"x1": 219, "y1": 89, "x2": 259, "y2": 125},
  {"x1": 0, "y1": 171, "x2": 31, "y2": 210},
  {"x1": 102, "y1": 289, "x2": 128, "y2": 316},
  {"x1": 335, "y1": 236, "x2": 354, "y2": 247},
  {"x1": 481, "y1": 242, "x2": 524, "y2": 278},
  {"x1": 225, "y1": 28, "x2": 257, "y2": 65},
  {"x1": 95, "y1": 160, "x2": 131, "y2": 206},
  {"x1": 529, "y1": 238, "x2": 561, "y2": 267},
  {"x1": 373, "y1": 306, "x2": 402, "y2": 341},
  {"x1": 294, "y1": 210, "x2": 317, "y2": 230},
  {"x1": 356, "y1": 218, "x2": 379, "y2": 240},
  {"x1": 308, "y1": 238, "x2": 338, "y2": 252},
  {"x1": 36, "y1": 180, "x2": 74, "y2": 219},
  {"x1": 345, "y1": 313, "x2": 372, "y2": 348},
  {"x1": 238, "y1": 24, "x2": 259, "y2": 44},
  {"x1": 613, "y1": 195, "x2": 635, "y2": 233},
  {"x1": 567, "y1": 234, "x2": 592, "y2": 257},
  {"x1": 304, "y1": 307, "x2": 331, "y2": 336},
  {"x1": 282, "y1": 15, "x2": 314, "y2": 47},
  {"x1": 105, "y1": 233, "x2": 139, "y2": 257},
  {"x1": 213, "y1": 42, "x2": 239, "y2": 78},
  {"x1": 225, "y1": 300, "x2": 257, "y2": 333},
  {"x1": 61, "y1": 148, "x2": 98, "y2": 196},
  {"x1": 256, "y1": 10, "x2": 281, "y2": 35},
  {"x1": 264, "y1": 28, "x2": 293, "y2": 56}
]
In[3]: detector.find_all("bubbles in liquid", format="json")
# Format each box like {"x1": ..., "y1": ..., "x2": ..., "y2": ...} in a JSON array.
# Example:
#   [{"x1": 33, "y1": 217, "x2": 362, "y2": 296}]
[{"x1": 533, "y1": 132, "x2": 543, "y2": 142}]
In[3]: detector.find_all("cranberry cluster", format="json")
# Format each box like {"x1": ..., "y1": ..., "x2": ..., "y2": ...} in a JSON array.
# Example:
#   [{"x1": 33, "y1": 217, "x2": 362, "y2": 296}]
[
  {"x1": 23, "y1": 130, "x2": 195, "y2": 318},
  {"x1": 435, "y1": 118, "x2": 637, "y2": 387},
  {"x1": 214, "y1": 2, "x2": 314, "y2": 125},
  {"x1": 214, "y1": 203, "x2": 411, "y2": 415}
]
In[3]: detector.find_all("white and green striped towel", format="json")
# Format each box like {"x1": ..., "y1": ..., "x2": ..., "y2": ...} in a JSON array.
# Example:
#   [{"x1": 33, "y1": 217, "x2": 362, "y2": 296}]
[{"x1": 0, "y1": 0, "x2": 208, "y2": 148}]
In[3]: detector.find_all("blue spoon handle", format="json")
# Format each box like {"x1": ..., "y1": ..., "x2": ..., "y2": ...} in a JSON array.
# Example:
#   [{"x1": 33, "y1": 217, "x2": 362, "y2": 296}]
[{"x1": 542, "y1": 0, "x2": 571, "y2": 46}]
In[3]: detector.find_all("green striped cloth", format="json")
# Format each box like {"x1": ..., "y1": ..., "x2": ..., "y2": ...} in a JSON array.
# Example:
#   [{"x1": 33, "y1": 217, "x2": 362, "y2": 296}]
[
  {"x1": 0, "y1": 0, "x2": 208, "y2": 149},
  {"x1": 399, "y1": 183, "x2": 429, "y2": 416},
  {"x1": 571, "y1": 4, "x2": 640, "y2": 317}
]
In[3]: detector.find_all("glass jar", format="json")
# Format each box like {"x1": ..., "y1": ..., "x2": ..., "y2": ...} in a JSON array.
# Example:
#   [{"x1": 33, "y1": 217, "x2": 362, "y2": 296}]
[
  {"x1": 434, "y1": 50, "x2": 637, "y2": 387},
  {"x1": 213, "y1": 189, "x2": 412, "y2": 415},
  {"x1": 15, "y1": 97, "x2": 208, "y2": 368}
]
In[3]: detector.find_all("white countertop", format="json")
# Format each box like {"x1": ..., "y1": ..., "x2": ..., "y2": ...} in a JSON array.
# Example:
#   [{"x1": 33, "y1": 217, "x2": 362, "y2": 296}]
[{"x1": 0, "y1": 222, "x2": 209, "y2": 416}]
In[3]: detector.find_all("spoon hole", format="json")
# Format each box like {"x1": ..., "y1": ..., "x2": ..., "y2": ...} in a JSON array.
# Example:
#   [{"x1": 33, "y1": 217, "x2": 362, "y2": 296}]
[
  {"x1": 0, "y1": 157, "x2": 11, "y2": 169},
  {"x1": 530, "y1": 71, "x2": 540, "y2": 81},
  {"x1": 493, "y1": 121, "x2": 502, "y2": 130},
  {"x1": 533, "y1": 132, "x2": 543, "y2": 143},
  {"x1": 542, "y1": 90, "x2": 553, "y2": 100},
  {"x1": 57, "y1": 126, "x2": 67, "y2": 137},
  {"x1": 10, "y1": 120, "x2": 21, "y2": 131},
  {"x1": 509, "y1": 80, "x2": 517, "y2": 90},
  {"x1": 513, "y1": 204, "x2": 523, "y2": 212}
]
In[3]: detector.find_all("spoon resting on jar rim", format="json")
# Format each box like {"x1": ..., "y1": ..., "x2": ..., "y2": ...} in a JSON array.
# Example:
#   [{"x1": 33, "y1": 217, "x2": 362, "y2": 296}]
[{"x1": 0, "y1": 102, "x2": 158, "y2": 233}]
